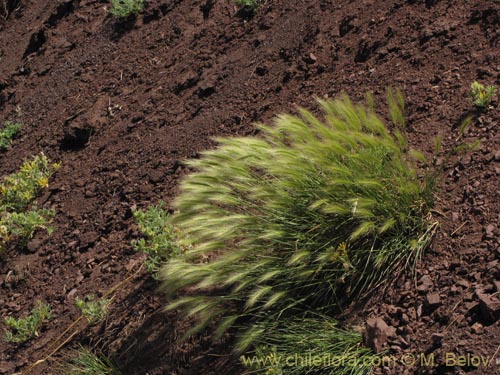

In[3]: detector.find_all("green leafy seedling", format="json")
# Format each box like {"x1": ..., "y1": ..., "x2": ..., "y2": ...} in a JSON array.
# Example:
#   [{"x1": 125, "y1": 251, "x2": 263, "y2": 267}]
[
  {"x1": 470, "y1": 81, "x2": 496, "y2": 108},
  {"x1": 109, "y1": 0, "x2": 144, "y2": 18},
  {"x1": 132, "y1": 203, "x2": 186, "y2": 279},
  {"x1": 235, "y1": 0, "x2": 261, "y2": 11},
  {"x1": 75, "y1": 295, "x2": 110, "y2": 325},
  {"x1": 3, "y1": 301, "x2": 52, "y2": 343},
  {"x1": 0, "y1": 121, "x2": 22, "y2": 151}
]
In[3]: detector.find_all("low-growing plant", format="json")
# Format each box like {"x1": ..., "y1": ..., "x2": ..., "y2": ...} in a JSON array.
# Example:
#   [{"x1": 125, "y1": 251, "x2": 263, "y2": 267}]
[
  {"x1": 132, "y1": 203, "x2": 186, "y2": 279},
  {"x1": 470, "y1": 81, "x2": 496, "y2": 108},
  {"x1": 0, "y1": 121, "x2": 22, "y2": 151},
  {"x1": 3, "y1": 301, "x2": 52, "y2": 343},
  {"x1": 243, "y1": 317, "x2": 378, "y2": 375},
  {"x1": 161, "y1": 91, "x2": 436, "y2": 352},
  {"x1": 0, "y1": 209, "x2": 55, "y2": 247},
  {"x1": 235, "y1": 0, "x2": 261, "y2": 11},
  {"x1": 61, "y1": 346, "x2": 121, "y2": 375},
  {"x1": 0, "y1": 153, "x2": 60, "y2": 212},
  {"x1": 0, "y1": 153, "x2": 59, "y2": 252},
  {"x1": 109, "y1": 0, "x2": 144, "y2": 18},
  {"x1": 75, "y1": 295, "x2": 110, "y2": 325}
]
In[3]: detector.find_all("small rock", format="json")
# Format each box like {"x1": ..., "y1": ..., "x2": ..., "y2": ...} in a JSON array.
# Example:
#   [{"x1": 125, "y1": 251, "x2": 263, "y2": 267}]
[
  {"x1": 494, "y1": 150, "x2": 500, "y2": 162},
  {"x1": 484, "y1": 224, "x2": 496, "y2": 239},
  {"x1": 149, "y1": 170, "x2": 164, "y2": 183},
  {"x1": 400, "y1": 313, "x2": 410, "y2": 325},
  {"x1": 417, "y1": 274, "x2": 433, "y2": 292},
  {"x1": 432, "y1": 333, "x2": 444, "y2": 344},
  {"x1": 424, "y1": 293, "x2": 441, "y2": 313},
  {"x1": 364, "y1": 317, "x2": 395, "y2": 353},
  {"x1": 476, "y1": 289, "x2": 500, "y2": 323},
  {"x1": 471, "y1": 322, "x2": 483, "y2": 334},
  {"x1": 67, "y1": 288, "x2": 78, "y2": 300},
  {"x1": 494, "y1": 280, "x2": 500, "y2": 293},
  {"x1": 26, "y1": 239, "x2": 42, "y2": 253},
  {"x1": 456, "y1": 278, "x2": 470, "y2": 289},
  {"x1": 61, "y1": 121, "x2": 94, "y2": 150},
  {"x1": 451, "y1": 212, "x2": 459, "y2": 222},
  {"x1": 304, "y1": 52, "x2": 317, "y2": 64}
]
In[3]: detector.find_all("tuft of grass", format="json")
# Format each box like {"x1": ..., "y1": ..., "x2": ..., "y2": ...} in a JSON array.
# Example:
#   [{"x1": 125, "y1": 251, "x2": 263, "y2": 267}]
[
  {"x1": 61, "y1": 346, "x2": 121, "y2": 375},
  {"x1": 132, "y1": 203, "x2": 187, "y2": 279},
  {"x1": 75, "y1": 295, "x2": 110, "y2": 325},
  {"x1": 0, "y1": 121, "x2": 22, "y2": 151},
  {"x1": 0, "y1": 153, "x2": 59, "y2": 252},
  {"x1": 470, "y1": 81, "x2": 496, "y2": 108},
  {"x1": 160, "y1": 91, "x2": 436, "y2": 352},
  {"x1": 243, "y1": 317, "x2": 378, "y2": 375},
  {"x1": 109, "y1": 0, "x2": 144, "y2": 18},
  {"x1": 3, "y1": 301, "x2": 52, "y2": 343}
]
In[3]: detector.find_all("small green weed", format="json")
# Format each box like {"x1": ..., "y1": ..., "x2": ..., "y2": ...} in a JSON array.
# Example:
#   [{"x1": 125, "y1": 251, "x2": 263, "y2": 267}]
[
  {"x1": 0, "y1": 153, "x2": 60, "y2": 212},
  {"x1": 3, "y1": 301, "x2": 52, "y2": 343},
  {"x1": 61, "y1": 346, "x2": 121, "y2": 375},
  {"x1": 132, "y1": 203, "x2": 186, "y2": 279},
  {"x1": 75, "y1": 295, "x2": 110, "y2": 325},
  {"x1": 0, "y1": 121, "x2": 22, "y2": 151},
  {"x1": 0, "y1": 209, "x2": 55, "y2": 247},
  {"x1": 470, "y1": 81, "x2": 496, "y2": 108},
  {"x1": 235, "y1": 0, "x2": 262, "y2": 11},
  {"x1": 0, "y1": 153, "x2": 59, "y2": 252},
  {"x1": 109, "y1": 0, "x2": 144, "y2": 18}
]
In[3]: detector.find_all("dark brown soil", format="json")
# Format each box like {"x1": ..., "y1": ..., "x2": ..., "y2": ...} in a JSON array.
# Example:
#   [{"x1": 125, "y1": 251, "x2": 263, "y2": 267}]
[{"x1": 1, "y1": 0, "x2": 500, "y2": 374}]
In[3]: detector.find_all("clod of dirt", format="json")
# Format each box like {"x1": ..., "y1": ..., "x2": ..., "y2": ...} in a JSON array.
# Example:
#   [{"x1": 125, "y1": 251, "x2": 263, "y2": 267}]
[
  {"x1": 197, "y1": 76, "x2": 216, "y2": 98},
  {"x1": 484, "y1": 224, "x2": 497, "y2": 239},
  {"x1": 417, "y1": 274, "x2": 433, "y2": 292},
  {"x1": 424, "y1": 293, "x2": 441, "y2": 313},
  {"x1": 79, "y1": 231, "x2": 99, "y2": 250},
  {"x1": 364, "y1": 317, "x2": 395, "y2": 353},
  {"x1": 200, "y1": 0, "x2": 215, "y2": 20},
  {"x1": 61, "y1": 122, "x2": 94, "y2": 150},
  {"x1": 494, "y1": 150, "x2": 500, "y2": 161},
  {"x1": 475, "y1": 288, "x2": 500, "y2": 324},
  {"x1": 471, "y1": 322, "x2": 483, "y2": 334},
  {"x1": 26, "y1": 239, "x2": 42, "y2": 253},
  {"x1": 175, "y1": 70, "x2": 200, "y2": 94},
  {"x1": 46, "y1": 0, "x2": 76, "y2": 28},
  {"x1": 23, "y1": 28, "x2": 46, "y2": 58},
  {"x1": 494, "y1": 280, "x2": 500, "y2": 293}
]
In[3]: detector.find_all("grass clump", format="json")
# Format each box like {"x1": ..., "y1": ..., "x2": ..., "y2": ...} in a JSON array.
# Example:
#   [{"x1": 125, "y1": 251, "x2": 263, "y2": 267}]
[
  {"x1": 470, "y1": 81, "x2": 496, "y2": 108},
  {"x1": 242, "y1": 317, "x2": 377, "y2": 375},
  {"x1": 0, "y1": 153, "x2": 59, "y2": 252},
  {"x1": 61, "y1": 346, "x2": 121, "y2": 375},
  {"x1": 0, "y1": 121, "x2": 22, "y2": 151},
  {"x1": 75, "y1": 295, "x2": 110, "y2": 325},
  {"x1": 109, "y1": 0, "x2": 144, "y2": 18},
  {"x1": 160, "y1": 91, "x2": 435, "y2": 352},
  {"x1": 132, "y1": 203, "x2": 186, "y2": 279},
  {"x1": 3, "y1": 301, "x2": 52, "y2": 343}
]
